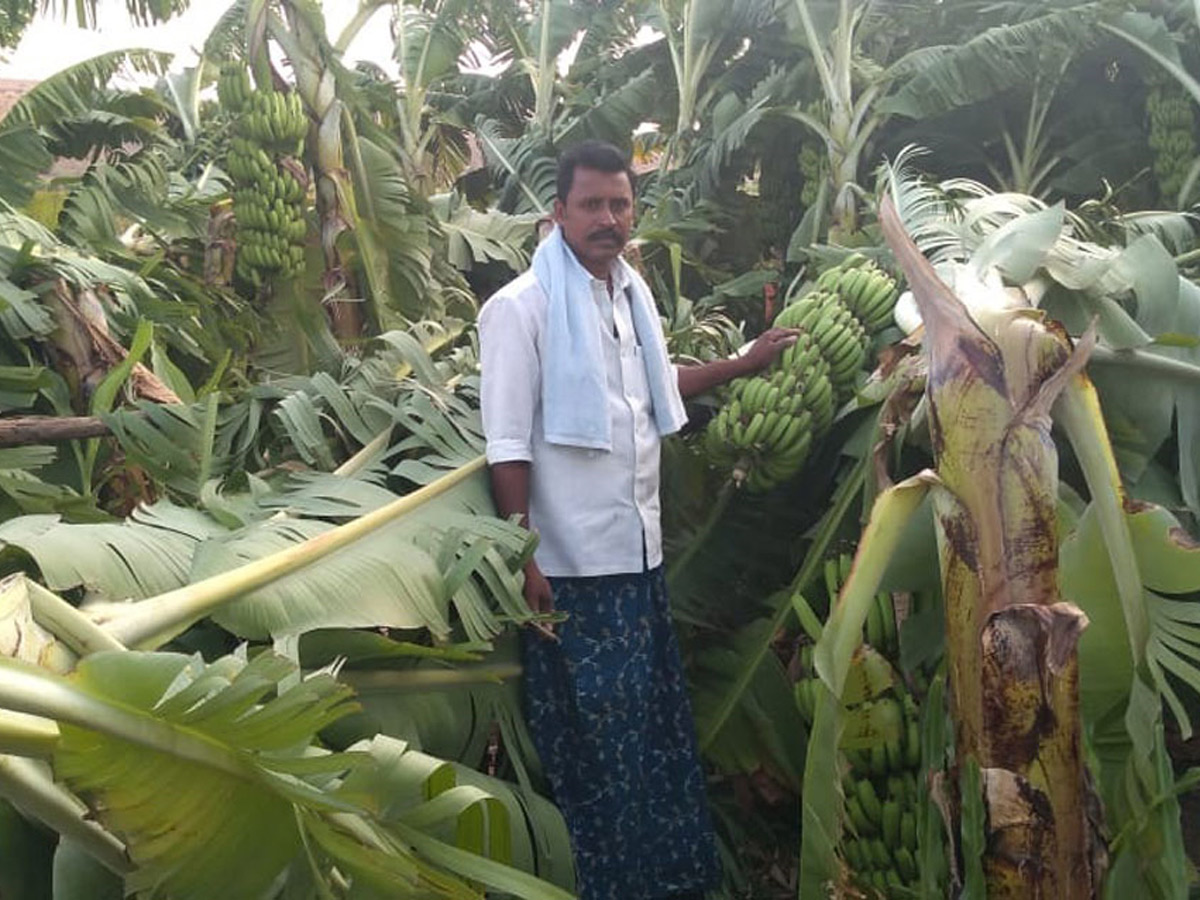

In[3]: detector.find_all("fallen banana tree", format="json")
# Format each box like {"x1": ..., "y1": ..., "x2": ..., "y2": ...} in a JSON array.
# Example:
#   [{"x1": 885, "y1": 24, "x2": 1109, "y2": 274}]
[
  {"x1": 798, "y1": 178, "x2": 1196, "y2": 898},
  {"x1": 0, "y1": 454, "x2": 574, "y2": 899}
]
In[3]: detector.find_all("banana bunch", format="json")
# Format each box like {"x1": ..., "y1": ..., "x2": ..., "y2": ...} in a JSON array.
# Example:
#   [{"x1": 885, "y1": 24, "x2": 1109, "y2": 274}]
[
  {"x1": 216, "y1": 63, "x2": 252, "y2": 114},
  {"x1": 236, "y1": 89, "x2": 309, "y2": 155},
  {"x1": 219, "y1": 65, "x2": 310, "y2": 285},
  {"x1": 1145, "y1": 77, "x2": 1197, "y2": 203},
  {"x1": 704, "y1": 343, "x2": 834, "y2": 492},
  {"x1": 793, "y1": 552, "x2": 925, "y2": 898},
  {"x1": 704, "y1": 256, "x2": 900, "y2": 492},
  {"x1": 812, "y1": 254, "x2": 901, "y2": 335},
  {"x1": 774, "y1": 291, "x2": 868, "y2": 400}
]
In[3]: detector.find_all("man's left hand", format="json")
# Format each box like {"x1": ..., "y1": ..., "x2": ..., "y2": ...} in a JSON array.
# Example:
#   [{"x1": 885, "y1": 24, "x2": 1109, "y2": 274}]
[{"x1": 741, "y1": 327, "x2": 799, "y2": 374}]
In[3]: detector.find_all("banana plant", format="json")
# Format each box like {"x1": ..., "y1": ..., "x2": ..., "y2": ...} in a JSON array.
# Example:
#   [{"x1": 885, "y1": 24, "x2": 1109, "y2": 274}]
[
  {"x1": 797, "y1": 161, "x2": 1200, "y2": 897},
  {"x1": 468, "y1": 0, "x2": 651, "y2": 215},
  {"x1": 787, "y1": 0, "x2": 1110, "y2": 236},
  {"x1": 390, "y1": 0, "x2": 474, "y2": 194},
  {"x1": 877, "y1": 153, "x2": 1200, "y2": 898}
]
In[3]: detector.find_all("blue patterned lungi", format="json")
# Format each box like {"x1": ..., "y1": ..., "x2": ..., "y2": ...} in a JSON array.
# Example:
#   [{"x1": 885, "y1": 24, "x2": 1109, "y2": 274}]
[{"x1": 521, "y1": 566, "x2": 720, "y2": 900}]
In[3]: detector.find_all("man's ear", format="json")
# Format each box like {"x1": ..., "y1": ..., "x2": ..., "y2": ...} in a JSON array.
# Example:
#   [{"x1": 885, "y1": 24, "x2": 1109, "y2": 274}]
[{"x1": 552, "y1": 198, "x2": 565, "y2": 223}]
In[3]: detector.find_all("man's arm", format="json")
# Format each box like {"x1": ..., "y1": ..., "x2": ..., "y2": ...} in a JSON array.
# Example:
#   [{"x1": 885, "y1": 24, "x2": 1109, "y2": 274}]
[
  {"x1": 477, "y1": 292, "x2": 555, "y2": 622},
  {"x1": 489, "y1": 461, "x2": 553, "y2": 616},
  {"x1": 677, "y1": 327, "x2": 798, "y2": 399}
]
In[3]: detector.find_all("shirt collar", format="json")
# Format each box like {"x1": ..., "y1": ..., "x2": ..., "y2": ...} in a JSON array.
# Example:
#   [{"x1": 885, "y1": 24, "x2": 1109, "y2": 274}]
[
  {"x1": 586, "y1": 258, "x2": 630, "y2": 295},
  {"x1": 561, "y1": 240, "x2": 631, "y2": 294}
]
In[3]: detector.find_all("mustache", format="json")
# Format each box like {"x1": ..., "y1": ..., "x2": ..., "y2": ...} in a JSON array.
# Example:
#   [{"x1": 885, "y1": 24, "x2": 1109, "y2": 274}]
[{"x1": 588, "y1": 228, "x2": 623, "y2": 242}]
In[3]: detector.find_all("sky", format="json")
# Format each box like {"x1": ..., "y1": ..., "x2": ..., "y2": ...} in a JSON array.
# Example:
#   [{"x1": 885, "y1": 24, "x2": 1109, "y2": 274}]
[{"x1": 0, "y1": 0, "x2": 398, "y2": 81}]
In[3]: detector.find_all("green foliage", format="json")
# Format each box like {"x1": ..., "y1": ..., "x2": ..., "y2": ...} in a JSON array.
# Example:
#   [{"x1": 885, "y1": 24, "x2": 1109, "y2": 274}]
[
  {"x1": 53, "y1": 649, "x2": 359, "y2": 900},
  {"x1": 879, "y1": 4, "x2": 1107, "y2": 120},
  {"x1": 0, "y1": 645, "x2": 573, "y2": 899},
  {"x1": 1, "y1": 1, "x2": 1200, "y2": 897}
]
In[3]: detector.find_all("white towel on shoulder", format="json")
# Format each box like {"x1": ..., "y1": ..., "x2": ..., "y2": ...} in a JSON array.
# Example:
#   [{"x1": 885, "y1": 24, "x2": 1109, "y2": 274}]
[{"x1": 533, "y1": 226, "x2": 687, "y2": 451}]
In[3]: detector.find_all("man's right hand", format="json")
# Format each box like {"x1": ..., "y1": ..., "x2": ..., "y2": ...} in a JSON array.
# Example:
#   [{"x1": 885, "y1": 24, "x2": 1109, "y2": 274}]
[{"x1": 522, "y1": 560, "x2": 556, "y2": 637}]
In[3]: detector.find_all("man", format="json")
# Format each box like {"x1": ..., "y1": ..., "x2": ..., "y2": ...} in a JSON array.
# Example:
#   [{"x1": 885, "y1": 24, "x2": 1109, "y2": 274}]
[{"x1": 479, "y1": 140, "x2": 795, "y2": 900}]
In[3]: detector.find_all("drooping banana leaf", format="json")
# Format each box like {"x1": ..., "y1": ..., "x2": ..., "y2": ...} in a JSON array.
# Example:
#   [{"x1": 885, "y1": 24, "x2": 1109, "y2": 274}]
[
  {"x1": 103, "y1": 394, "x2": 247, "y2": 500},
  {"x1": 0, "y1": 647, "x2": 573, "y2": 900},
  {"x1": 431, "y1": 192, "x2": 536, "y2": 274},
  {"x1": 878, "y1": 4, "x2": 1106, "y2": 119},
  {"x1": 0, "y1": 502, "x2": 224, "y2": 600},
  {"x1": 2, "y1": 50, "x2": 172, "y2": 130},
  {"x1": 1063, "y1": 494, "x2": 1200, "y2": 737},
  {"x1": 340, "y1": 733, "x2": 574, "y2": 892},
  {"x1": 190, "y1": 480, "x2": 530, "y2": 643},
  {"x1": 0, "y1": 448, "x2": 530, "y2": 647},
  {"x1": 0, "y1": 127, "x2": 53, "y2": 208},
  {"x1": 350, "y1": 135, "x2": 438, "y2": 324},
  {"x1": 0, "y1": 648, "x2": 361, "y2": 900}
]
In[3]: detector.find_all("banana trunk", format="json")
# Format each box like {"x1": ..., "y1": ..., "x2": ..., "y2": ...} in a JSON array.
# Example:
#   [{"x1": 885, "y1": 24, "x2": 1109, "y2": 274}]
[
  {"x1": 266, "y1": 2, "x2": 364, "y2": 340},
  {"x1": 879, "y1": 195, "x2": 1104, "y2": 898}
]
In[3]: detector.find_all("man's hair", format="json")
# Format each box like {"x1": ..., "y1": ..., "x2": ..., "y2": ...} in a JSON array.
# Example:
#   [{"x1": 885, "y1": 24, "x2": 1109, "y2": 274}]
[{"x1": 556, "y1": 140, "x2": 636, "y2": 201}]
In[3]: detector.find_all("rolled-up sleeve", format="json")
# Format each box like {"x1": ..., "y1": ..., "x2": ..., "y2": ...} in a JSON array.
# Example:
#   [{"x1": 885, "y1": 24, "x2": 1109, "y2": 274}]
[{"x1": 479, "y1": 292, "x2": 540, "y2": 464}]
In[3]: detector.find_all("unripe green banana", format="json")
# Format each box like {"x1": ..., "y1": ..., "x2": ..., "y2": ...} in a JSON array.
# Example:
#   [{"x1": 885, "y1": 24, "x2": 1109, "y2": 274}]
[
  {"x1": 845, "y1": 793, "x2": 874, "y2": 836},
  {"x1": 868, "y1": 742, "x2": 888, "y2": 776},
  {"x1": 881, "y1": 799, "x2": 902, "y2": 848},
  {"x1": 868, "y1": 837, "x2": 890, "y2": 869},
  {"x1": 742, "y1": 376, "x2": 767, "y2": 412},
  {"x1": 900, "y1": 810, "x2": 917, "y2": 852},
  {"x1": 794, "y1": 677, "x2": 815, "y2": 721},
  {"x1": 905, "y1": 719, "x2": 921, "y2": 769},
  {"x1": 761, "y1": 409, "x2": 791, "y2": 448},
  {"x1": 706, "y1": 256, "x2": 900, "y2": 489},
  {"x1": 884, "y1": 734, "x2": 904, "y2": 773},
  {"x1": 843, "y1": 837, "x2": 866, "y2": 870},
  {"x1": 839, "y1": 266, "x2": 869, "y2": 309},
  {"x1": 744, "y1": 411, "x2": 766, "y2": 445},
  {"x1": 856, "y1": 778, "x2": 883, "y2": 825}
]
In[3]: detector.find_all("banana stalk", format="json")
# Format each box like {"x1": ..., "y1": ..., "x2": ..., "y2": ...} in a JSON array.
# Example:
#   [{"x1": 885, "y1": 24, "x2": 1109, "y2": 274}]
[
  {"x1": 878, "y1": 194, "x2": 1103, "y2": 896},
  {"x1": 261, "y1": 2, "x2": 367, "y2": 339},
  {"x1": 809, "y1": 196, "x2": 1106, "y2": 897},
  {"x1": 791, "y1": 0, "x2": 883, "y2": 237},
  {"x1": 93, "y1": 456, "x2": 487, "y2": 650}
]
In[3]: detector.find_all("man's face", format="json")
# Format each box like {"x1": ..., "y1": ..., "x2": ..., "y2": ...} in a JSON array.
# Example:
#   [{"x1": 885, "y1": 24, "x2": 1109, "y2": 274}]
[{"x1": 553, "y1": 166, "x2": 634, "y2": 278}]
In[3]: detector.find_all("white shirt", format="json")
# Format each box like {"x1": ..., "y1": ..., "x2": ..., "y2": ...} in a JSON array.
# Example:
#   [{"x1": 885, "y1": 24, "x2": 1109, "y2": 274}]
[{"x1": 479, "y1": 263, "x2": 681, "y2": 577}]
